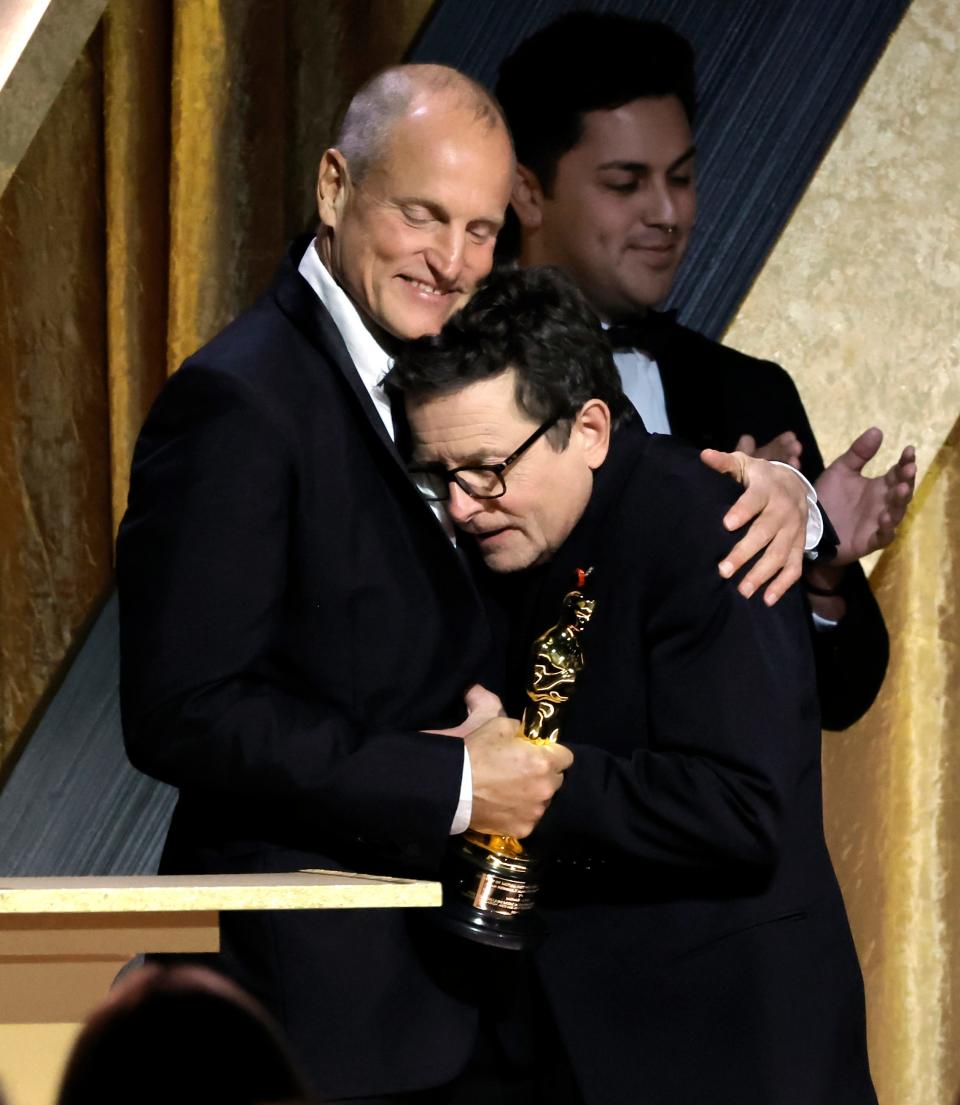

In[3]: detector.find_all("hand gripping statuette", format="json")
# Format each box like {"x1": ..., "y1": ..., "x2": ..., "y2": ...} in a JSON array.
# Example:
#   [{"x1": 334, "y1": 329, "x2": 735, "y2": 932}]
[{"x1": 437, "y1": 570, "x2": 596, "y2": 949}]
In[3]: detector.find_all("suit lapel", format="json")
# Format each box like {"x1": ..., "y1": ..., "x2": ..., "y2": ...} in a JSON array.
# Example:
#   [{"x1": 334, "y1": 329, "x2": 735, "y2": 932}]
[
  {"x1": 655, "y1": 320, "x2": 724, "y2": 450},
  {"x1": 271, "y1": 239, "x2": 406, "y2": 467},
  {"x1": 269, "y1": 239, "x2": 483, "y2": 590}
]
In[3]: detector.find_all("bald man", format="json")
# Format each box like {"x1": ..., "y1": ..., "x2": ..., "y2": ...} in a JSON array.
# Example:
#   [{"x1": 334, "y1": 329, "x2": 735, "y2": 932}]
[{"x1": 118, "y1": 64, "x2": 816, "y2": 1102}]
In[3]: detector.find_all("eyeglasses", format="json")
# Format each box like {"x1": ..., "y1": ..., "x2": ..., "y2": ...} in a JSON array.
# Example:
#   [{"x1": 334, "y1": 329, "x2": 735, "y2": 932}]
[{"x1": 408, "y1": 417, "x2": 559, "y2": 502}]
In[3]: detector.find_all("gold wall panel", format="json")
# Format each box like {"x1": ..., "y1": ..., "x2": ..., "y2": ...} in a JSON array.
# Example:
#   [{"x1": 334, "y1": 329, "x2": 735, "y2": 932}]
[
  {"x1": 0, "y1": 0, "x2": 107, "y2": 197},
  {"x1": 0, "y1": 37, "x2": 112, "y2": 770},
  {"x1": 103, "y1": 2, "x2": 170, "y2": 535},
  {"x1": 727, "y1": 3, "x2": 960, "y2": 1101},
  {"x1": 823, "y1": 417, "x2": 960, "y2": 1105},
  {"x1": 725, "y1": 0, "x2": 960, "y2": 562}
]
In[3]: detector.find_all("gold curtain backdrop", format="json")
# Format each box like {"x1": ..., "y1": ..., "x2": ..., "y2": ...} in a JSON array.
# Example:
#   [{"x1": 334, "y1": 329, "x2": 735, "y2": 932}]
[
  {"x1": 0, "y1": 29, "x2": 112, "y2": 771},
  {"x1": 724, "y1": 2, "x2": 960, "y2": 1099},
  {"x1": 0, "y1": 0, "x2": 433, "y2": 772},
  {"x1": 104, "y1": 2, "x2": 170, "y2": 536},
  {"x1": 0, "y1": 4, "x2": 958, "y2": 1104},
  {"x1": 822, "y1": 415, "x2": 960, "y2": 1105}
]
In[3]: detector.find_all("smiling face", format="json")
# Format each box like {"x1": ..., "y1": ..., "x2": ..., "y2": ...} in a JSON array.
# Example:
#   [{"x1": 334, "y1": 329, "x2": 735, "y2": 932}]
[
  {"x1": 517, "y1": 95, "x2": 696, "y2": 318},
  {"x1": 317, "y1": 98, "x2": 514, "y2": 340},
  {"x1": 406, "y1": 370, "x2": 609, "y2": 573}
]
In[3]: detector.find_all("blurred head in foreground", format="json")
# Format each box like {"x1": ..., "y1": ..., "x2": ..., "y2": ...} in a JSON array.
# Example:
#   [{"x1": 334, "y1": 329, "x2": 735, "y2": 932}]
[{"x1": 56, "y1": 964, "x2": 309, "y2": 1105}]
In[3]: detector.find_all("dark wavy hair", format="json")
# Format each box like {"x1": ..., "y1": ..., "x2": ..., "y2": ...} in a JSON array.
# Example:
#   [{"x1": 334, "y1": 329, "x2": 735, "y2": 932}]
[
  {"x1": 496, "y1": 13, "x2": 697, "y2": 197},
  {"x1": 493, "y1": 14, "x2": 696, "y2": 259},
  {"x1": 387, "y1": 265, "x2": 631, "y2": 447}
]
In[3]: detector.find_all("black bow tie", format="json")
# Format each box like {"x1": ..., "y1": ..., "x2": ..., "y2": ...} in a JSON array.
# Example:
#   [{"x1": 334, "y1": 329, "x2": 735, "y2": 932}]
[{"x1": 605, "y1": 310, "x2": 678, "y2": 358}]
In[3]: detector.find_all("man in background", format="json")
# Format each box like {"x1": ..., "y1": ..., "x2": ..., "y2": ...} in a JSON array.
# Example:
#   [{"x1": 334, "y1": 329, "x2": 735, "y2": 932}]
[{"x1": 496, "y1": 12, "x2": 916, "y2": 729}]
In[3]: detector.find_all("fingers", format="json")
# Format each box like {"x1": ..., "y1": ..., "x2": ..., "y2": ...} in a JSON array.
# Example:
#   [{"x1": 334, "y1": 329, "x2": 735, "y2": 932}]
[
  {"x1": 715, "y1": 434, "x2": 802, "y2": 468},
  {"x1": 463, "y1": 682, "x2": 505, "y2": 719},
  {"x1": 721, "y1": 481, "x2": 766, "y2": 534},
  {"x1": 874, "y1": 471, "x2": 915, "y2": 544},
  {"x1": 885, "y1": 479, "x2": 913, "y2": 529},
  {"x1": 466, "y1": 723, "x2": 574, "y2": 839},
  {"x1": 896, "y1": 444, "x2": 916, "y2": 471},
  {"x1": 867, "y1": 446, "x2": 917, "y2": 547},
  {"x1": 424, "y1": 686, "x2": 506, "y2": 738},
  {"x1": 744, "y1": 536, "x2": 805, "y2": 606},
  {"x1": 700, "y1": 447, "x2": 748, "y2": 483},
  {"x1": 816, "y1": 435, "x2": 916, "y2": 564},
  {"x1": 719, "y1": 513, "x2": 804, "y2": 602},
  {"x1": 834, "y1": 426, "x2": 883, "y2": 474},
  {"x1": 465, "y1": 715, "x2": 522, "y2": 745},
  {"x1": 754, "y1": 431, "x2": 803, "y2": 468},
  {"x1": 888, "y1": 446, "x2": 917, "y2": 496},
  {"x1": 721, "y1": 453, "x2": 806, "y2": 531},
  {"x1": 544, "y1": 741, "x2": 574, "y2": 772},
  {"x1": 872, "y1": 511, "x2": 897, "y2": 551},
  {"x1": 717, "y1": 462, "x2": 807, "y2": 602}
]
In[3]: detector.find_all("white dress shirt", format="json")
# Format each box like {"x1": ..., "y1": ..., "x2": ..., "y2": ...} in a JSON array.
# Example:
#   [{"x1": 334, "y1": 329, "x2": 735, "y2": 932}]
[
  {"x1": 297, "y1": 240, "x2": 474, "y2": 833},
  {"x1": 614, "y1": 347, "x2": 672, "y2": 434},
  {"x1": 298, "y1": 240, "x2": 394, "y2": 437}
]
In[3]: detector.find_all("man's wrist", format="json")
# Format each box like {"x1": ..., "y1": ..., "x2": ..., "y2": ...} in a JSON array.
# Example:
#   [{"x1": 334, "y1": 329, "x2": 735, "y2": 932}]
[
  {"x1": 804, "y1": 562, "x2": 847, "y2": 625},
  {"x1": 804, "y1": 561, "x2": 846, "y2": 595},
  {"x1": 770, "y1": 461, "x2": 822, "y2": 553}
]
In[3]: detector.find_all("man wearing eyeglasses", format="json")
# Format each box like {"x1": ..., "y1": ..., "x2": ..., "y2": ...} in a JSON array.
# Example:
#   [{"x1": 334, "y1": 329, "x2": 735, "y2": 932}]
[
  {"x1": 390, "y1": 264, "x2": 877, "y2": 1105},
  {"x1": 119, "y1": 63, "x2": 822, "y2": 1103}
]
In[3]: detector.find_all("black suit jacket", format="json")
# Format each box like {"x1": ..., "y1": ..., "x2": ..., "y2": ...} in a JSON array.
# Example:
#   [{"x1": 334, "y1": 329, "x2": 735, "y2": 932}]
[
  {"x1": 493, "y1": 416, "x2": 876, "y2": 1105},
  {"x1": 647, "y1": 314, "x2": 889, "y2": 730},
  {"x1": 117, "y1": 240, "x2": 496, "y2": 1098}
]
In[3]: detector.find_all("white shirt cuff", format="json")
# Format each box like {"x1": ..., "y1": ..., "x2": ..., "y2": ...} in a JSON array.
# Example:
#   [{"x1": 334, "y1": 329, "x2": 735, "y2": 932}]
[
  {"x1": 770, "y1": 461, "x2": 823, "y2": 554},
  {"x1": 811, "y1": 610, "x2": 841, "y2": 631},
  {"x1": 449, "y1": 745, "x2": 473, "y2": 834}
]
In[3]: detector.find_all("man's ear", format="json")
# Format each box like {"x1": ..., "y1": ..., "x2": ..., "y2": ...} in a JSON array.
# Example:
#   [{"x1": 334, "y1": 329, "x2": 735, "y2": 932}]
[
  {"x1": 510, "y1": 163, "x2": 545, "y2": 230},
  {"x1": 576, "y1": 399, "x2": 611, "y2": 470},
  {"x1": 317, "y1": 148, "x2": 350, "y2": 229}
]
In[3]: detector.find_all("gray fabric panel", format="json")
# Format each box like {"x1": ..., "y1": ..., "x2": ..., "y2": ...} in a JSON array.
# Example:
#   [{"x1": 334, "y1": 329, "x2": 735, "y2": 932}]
[
  {"x1": 0, "y1": 591, "x2": 174, "y2": 876},
  {"x1": 410, "y1": 0, "x2": 909, "y2": 337}
]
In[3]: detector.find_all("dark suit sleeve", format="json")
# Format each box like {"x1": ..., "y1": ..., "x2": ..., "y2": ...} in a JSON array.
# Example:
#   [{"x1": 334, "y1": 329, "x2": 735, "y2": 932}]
[
  {"x1": 532, "y1": 469, "x2": 817, "y2": 876},
  {"x1": 665, "y1": 336, "x2": 888, "y2": 730},
  {"x1": 117, "y1": 364, "x2": 463, "y2": 854},
  {"x1": 808, "y1": 561, "x2": 888, "y2": 730},
  {"x1": 747, "y1": 361, "x2": 889, "y2": 730}
]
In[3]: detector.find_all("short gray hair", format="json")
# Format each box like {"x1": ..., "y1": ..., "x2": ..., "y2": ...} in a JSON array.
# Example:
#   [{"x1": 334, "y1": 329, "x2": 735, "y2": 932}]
[{"x1": 335, "y1": 64, "x2": 510, "y2": 182}]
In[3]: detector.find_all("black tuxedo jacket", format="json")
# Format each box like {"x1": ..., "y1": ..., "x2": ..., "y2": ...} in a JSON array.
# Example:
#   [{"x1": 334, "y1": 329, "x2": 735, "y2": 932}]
[
  {"x1": 117, "y1": 240, "x2": 496, "y2": 1098},
  {"x1": 646, "y1": 314, "x2": 888, "y2": 730},
  {"x1": 493, "y1": 416, "x2": 876, "y2": 1105}
]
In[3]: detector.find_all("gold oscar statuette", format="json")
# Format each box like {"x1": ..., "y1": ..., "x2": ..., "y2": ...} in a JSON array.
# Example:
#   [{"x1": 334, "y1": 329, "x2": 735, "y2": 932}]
[{"x1": 436, "y1": 570, "x2": 596, "y2": 949}]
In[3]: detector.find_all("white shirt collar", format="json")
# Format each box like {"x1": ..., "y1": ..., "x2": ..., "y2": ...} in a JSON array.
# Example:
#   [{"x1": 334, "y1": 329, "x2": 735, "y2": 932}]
[
  {"x1": 297, "y1": 238, "x2": 394, "y2": 439},
  {"x1": 297, "y1": 238, "x2": 455, "y2": 538}
]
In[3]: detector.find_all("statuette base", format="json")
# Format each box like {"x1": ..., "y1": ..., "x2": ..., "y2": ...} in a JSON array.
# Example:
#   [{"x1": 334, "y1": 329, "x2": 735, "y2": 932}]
[{"x1": 435, "y1": 836, "x2": 543, "y2": 950}]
